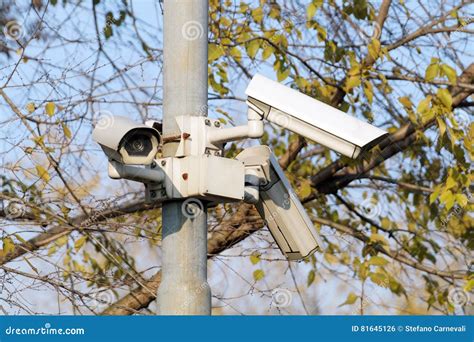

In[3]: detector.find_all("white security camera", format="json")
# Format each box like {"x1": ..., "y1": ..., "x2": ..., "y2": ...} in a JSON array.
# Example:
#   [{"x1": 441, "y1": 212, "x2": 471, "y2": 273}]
[
  {"x1": 245, "y1": 74, "x2": 388, "y2": 158},
  {"x1": 236, "y1": 145, "x2": 324, "y2": 261},
  {"x1": 92, "y1": 115, "x2": 161, "y2": 165}
]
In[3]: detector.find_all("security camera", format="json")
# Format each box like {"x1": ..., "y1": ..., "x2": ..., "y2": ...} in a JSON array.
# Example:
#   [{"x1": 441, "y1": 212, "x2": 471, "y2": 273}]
[
  {"x1": 245, "y1": 74, "x2": 388, "y2": 158},
  {"x1": 92, "y1": 115, "x2": 161, "y2": 165},
  {"x1": 236, "y1": 145, "x2": 323, "y2": 261}
]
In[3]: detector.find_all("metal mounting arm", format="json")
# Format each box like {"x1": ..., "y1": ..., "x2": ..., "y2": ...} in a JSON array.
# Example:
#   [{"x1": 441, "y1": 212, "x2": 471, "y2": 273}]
[{"x1": 108, "y1": 161, "x2": 165, "y2": 183}]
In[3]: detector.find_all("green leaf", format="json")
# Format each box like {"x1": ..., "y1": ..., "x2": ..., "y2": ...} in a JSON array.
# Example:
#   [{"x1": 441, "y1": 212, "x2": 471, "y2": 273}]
[
  {"x1": 45, "y1": 102, "x2": 55, "y2": 117},
  {"x1": 104, "y1": 25, "x2": 113, "y2": 39},
  {"x1": 253, "y1": 269, "x2": 265, "y2": 281},
  {"x1": 338, "y1": 292, "x2": 358, "y2": 306},
  {"x1": 307, "y1": 270, "x2": 316, "y2": 287}
]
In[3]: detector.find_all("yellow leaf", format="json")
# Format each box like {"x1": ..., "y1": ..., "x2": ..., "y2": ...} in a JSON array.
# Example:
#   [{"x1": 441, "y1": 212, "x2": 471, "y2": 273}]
[
  {"x1": 45, "y1": 102, "x2": 55, "y2": 117},
  {"x1": 464, "y1": 279, "x2": 474, "y2": 292},
  {"x1": 398, "y1": 96, "x2": 413, "y2": 109},
  {"x1": 262, "y1": 45, "x2": 274, "y2": 61},
  {"x1": 370, "y1": 272, "x2": 389, "y2": 287},
  {"x1": 437, "y1": 88, "x2": 452, "y2": 110},
  {"x1": 425, "y1": 60, "x2": 439, "y2": 81},
  {"x1": 253, "y1": 269, "x2": 265, "y2": 281},
  {"x1": 369, "y1": 256, "x2": 388, "y2": 266},
  {"x1": 35, "y1": 165, "x2": 50, "y2": 182},
  {"x1": 338, "y1": 292, "x2": 358, "y2": 306},
  {"x1": 441, "y1": 64, "x2": 457, "y2": 85},
  {"x1": 345, "y1": 75, "x2": 361, "y2": 92},
  {"x1": 368, "y1": 39, "x2": 381, "y2": 60},
  {"x1": 324, "y1": 253, "x2": 338, "y2": 265},
  {"x1": 3, "y1": 237, "x2": 15, "y2": 255},
  {"x1": 436, "y1": 117, "x2": 447, "y2": 136},
  {"x1": 26, "y1": 102, "x2": 36, "y2": 113},
  {"x1": 62, "y1": 123, "x2": 72, "y2": 139},
  {"x1": 417, "y1": 96, "x2": 431, "y2": 114},
  {"x1": 246, "y1": 40, "x2": 260, "y2": 59},
  {"x1": 250, "y1": 252, "x2": 261, "y2": 265},
  {"x1": 445, "y1": 176, "x2": 456, "y2": 190},
  {"x1": 363, "y1": 81, "x2": 373, "y2": 104},
  {"x1": 208, "y1": 43, "x2": 222, "y2": 62},
  {"x1": 48, "y1": 245, "x2": 57, "y2": 256},
  {"x1": 74, "y1": 236, "x2": 87, "y2": 252},
  {"x1": 251, "y1": 7, "x2": 263, "y2": 23},
  {"x1": 307, "y1": 3, "x2": 317, "y2": 20}
]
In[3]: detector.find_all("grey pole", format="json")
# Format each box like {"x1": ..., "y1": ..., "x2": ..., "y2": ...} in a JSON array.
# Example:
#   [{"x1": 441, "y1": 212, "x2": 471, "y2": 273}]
[{"x1": 157, "y1": 0, "x2": 211, "y2": 315}]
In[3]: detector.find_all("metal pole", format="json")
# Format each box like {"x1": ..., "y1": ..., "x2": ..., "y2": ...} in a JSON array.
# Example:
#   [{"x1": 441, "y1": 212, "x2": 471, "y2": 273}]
[{"x1": 157, "y1": 0, "x2": 211, "y2": 315}]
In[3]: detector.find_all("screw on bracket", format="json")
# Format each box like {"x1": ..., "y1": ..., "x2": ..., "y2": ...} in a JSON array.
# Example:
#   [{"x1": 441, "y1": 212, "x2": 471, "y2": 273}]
[
  {"x1": 214, "y1": 121, "x2": 221, "y2": 127},
  {"x1": 161, "y1": 160, "x2": 166, "y2": 166},
  {"x1": 205, "y1": 119, "x2": 211, "y2": 126}
]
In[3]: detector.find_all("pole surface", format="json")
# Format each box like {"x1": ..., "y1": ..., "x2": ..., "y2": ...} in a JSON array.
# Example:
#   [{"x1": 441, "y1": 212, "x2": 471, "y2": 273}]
[{"x1": 157, "y1": 0, "x2": 211, "y2": 315}]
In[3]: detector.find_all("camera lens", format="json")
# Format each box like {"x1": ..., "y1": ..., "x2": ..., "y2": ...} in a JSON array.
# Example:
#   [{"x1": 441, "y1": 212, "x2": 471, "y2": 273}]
[{"x1": 123, "y1": 133, "x2": 153, "y2": 156}]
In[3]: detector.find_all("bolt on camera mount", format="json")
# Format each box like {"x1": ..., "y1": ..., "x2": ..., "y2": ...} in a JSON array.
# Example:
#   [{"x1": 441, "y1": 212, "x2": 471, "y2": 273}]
[{"x1": 92, "y1": 73, "x2": 388, "y2": 260}]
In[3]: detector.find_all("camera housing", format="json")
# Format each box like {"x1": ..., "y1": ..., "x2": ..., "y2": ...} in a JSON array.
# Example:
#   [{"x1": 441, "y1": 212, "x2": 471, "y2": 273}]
[
  {"x1": 236, "y1": 145, "x2": 324, "y2": 260},
  {"x1": 245, "y1": 74, "x2": 388, "y2": 158},
  {"x1": 92, "y1": 115, "x2": 161, "y2": 165}
]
